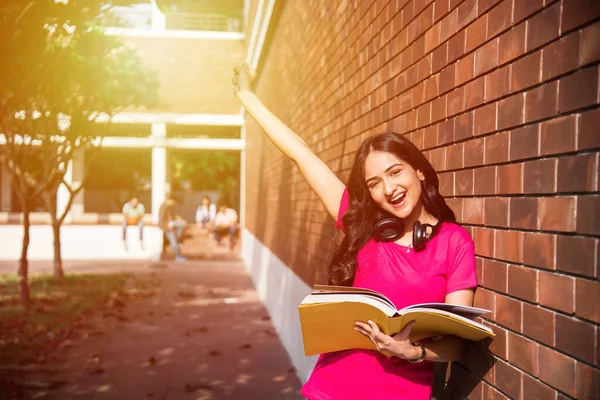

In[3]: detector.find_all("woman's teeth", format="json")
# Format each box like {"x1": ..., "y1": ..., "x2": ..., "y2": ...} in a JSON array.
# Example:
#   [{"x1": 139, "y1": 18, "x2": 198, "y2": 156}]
[{"x1": 389, "y1": 192, "x2": 406, "y2": 205}]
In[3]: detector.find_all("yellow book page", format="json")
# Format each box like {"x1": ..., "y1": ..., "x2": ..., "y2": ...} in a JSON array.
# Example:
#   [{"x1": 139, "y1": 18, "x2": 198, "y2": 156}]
[{"x1": 299, "y1": 302, "x2": 391, "y2": 356}]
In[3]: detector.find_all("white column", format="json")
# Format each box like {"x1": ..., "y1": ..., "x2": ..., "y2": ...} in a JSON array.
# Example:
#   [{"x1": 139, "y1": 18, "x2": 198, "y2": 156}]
[
  {"x1": 57, "y1": 159, "x2": 73, "y2": 223},
  {"x1": 151, "y1": 0, "x2": 166, "y2": 31},
  {"x1": 0, "y1": 159, "x2": 11, "y2": 212},
  {"x1": 151, "y1": 122, "x2": 167, "y2": 224}
]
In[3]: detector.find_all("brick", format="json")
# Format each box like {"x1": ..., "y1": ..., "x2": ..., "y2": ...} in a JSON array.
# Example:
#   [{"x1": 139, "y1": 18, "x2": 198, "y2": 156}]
[
  {"x1": 473, "y1": 287, "x2": 495, "y2": 317},
  {"x1": 576, "y1": 195, "x2": 600, "y2": 235},
  {"x1": 447, "y1": 86, "x2": 465, "y2": 116},
  {"x1": 462, "y1": 344, "x2": 495, "y2": 384},
  {"x1": 474, "y1": 38, "x2": 498, "y2": 76},
  {"x1": 484, "y1": 197, "x2": 508, "y2": 227},
  {"x1": 523, "y1": 374, "x2": 556, "y2": 400},
  {"x1": 523, "y1": 158, "x2": 556, "y2": 194},
  {"x1": 477, "y1": 0, "x2": 502, "y2": 15},
  {"x1": 455, "y1": 53, "x2": 474, "y2": 85},
  {"x1": 498, "y1": 22, "x2": 526, "y2": 64},
  {"x1": 494, "y1": 359, "x2": 522, "y2": 400},
  {"x1": 439, "y1": 64, "x2": 456, "y2": 95},
  {"x1": 561, "y1": 0, "x2": 600, "y2": 32},
  {"x1": 529, "y1": 4, "x2": 561, "y2": 51},
  {"x1": 487, "y1": 323, "x2": 507, "y2": 360},
  {"x1": 508, "y1": 264, "x2": 537, "y2": 303},
  {"x1": 446, "y1": 143, "x2": 465, "y2": 170},
  {"x1": 512, "y1": 50, "x2": 541, "y2": 91},
  {"x1": 539, "y1": 196, "x2": 576, "y2": 232},
  {"x1": 509, "y1": 124, "x2": 539, "y2": 161},
  {"x1": 466, "y1": 13, "x2": 487, "y2": 52},
  {"x1": 579, "y1": 109, "x2": 600, "y2": 151},
  {"x1": 495, "y1": 229, "x2": 523, "y2": 263},
  {"x1": 447, "y1": 198, "x2": 464, "y2": 222},
  {"x1": 485, "y1": 66, "x2": 510, "y2": 101},
  {"x1": 523, "y1": 231, "x2": 556, "y2": 270},
  {"x1": 455, "y1": 169, "x2": 474, "y2": 196},
  {"x1": 538, "y1": 346, "x2": 577, "y2": 397},
  {"x1": 438, "y1": 119, "x2": 454, "y2": 145},
  {"x1": 463, "y1": 197, "x2": 484, "y2": 224},
  {"x1": 455, "y1": 111, "x2": 474, "y2": 140},
  {"x1": 484, "y1": 384, "x2": 510, "y2": 399},
  {"x1": 448, "y1": 30, "x2": 466, "y2": 62},
  {"x1": 439, "y1": 171, "x2": 455, "y2": 196},
  {"x1": 539, "y1": 271, "x2": 574, "y2": 312},
  {"x1": 463, "y1": 197, "x2": 483, "y2": 225},
  {"x1": 556, "y1": 314, "x2": 595, "y2": 363},
  {"x1": 507, "y1": 331, "x2": 537, "y2": 375},
  {"x1": 576, "y1": 278, "x2": 600, "y2": 323},
  {"x1": 432, "y1": 42, "x2": 448, "y2": 73},
  {"x1": 487, "y1": 0, "x2": 513, "y2": 37},
  {"x1": 457, "y1": 0, "x2": 477, "y2": 29},
  {"x1": 540, "y1": 115, "x2": 577, "y2": 156},
  {"x1": 509, "y1": 197, "x2": 538, "y2": 230},
  {"x1": 484, "y1": 129, "x2": 508, "y2": 163},
  {"x1": 523, "y1": 303, "x2": 554, "y2": 345},
  {"x1": 524, "y1": 81, "x2": 558, "y2": 123},
  {"x1": 434, "y1": 0, "x2": 450, "y2": 22},
  {"x1": 464, "y1": 76, "x2": 485, "y2": 109},
  {"x1": 431, "y1": 95, "x2": 447, "y2": 122},
  {"x1": 496, "y1": 294, "x2": 522, "y2": 332},
  {"x1": 473, "y1": 165, "x2": 496, "y2": 195},
  {"x1": 482, "y1": 259, "x2": 507, "y2": 292},
  {"x1": 464, "y1": 137, "x2": 485, "y2": 167},
  {"x1": 579, "y1": 22, "x2": 600, "y2": 66},
  {"x1": 472, "y1": 226, "x2": 494, "y2": 257},
  {"x1": 576, "y1": 362, "x2": 600, "y2": 399},
  {"x1": 559, "y1": 66, "x2": 599, "y2": 113},
  {"x1": 497, "y1": 163, "x2": 522, "y2": 194},
  {"x1": 542, "y1": 32, "x2": 580, "y2": 80},
  {"x1": 498, "y1": 93, "x2": 524, "y2": 130},
  {"x1": 513, "y1": 0, "x2": 543, "y2": 23},
  {"x1": 556, "y1": 235, "x2": 598, "y2": 277}
]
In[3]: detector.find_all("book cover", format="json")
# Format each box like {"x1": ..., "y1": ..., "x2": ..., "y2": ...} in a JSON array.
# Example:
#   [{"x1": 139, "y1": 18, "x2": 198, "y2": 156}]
[{"x1": 299, "y1": 285, "x2": 495, "y2": 357}]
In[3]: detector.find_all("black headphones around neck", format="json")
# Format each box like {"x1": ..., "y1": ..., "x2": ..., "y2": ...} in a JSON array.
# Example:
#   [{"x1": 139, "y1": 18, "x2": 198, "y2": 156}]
[{"x1": 372, "y1": 217, "x2": 442, "y2": 251}]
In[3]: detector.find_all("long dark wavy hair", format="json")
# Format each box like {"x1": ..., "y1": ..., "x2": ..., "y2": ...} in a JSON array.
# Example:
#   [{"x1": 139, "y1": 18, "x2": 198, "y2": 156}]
[{"x1": 327, "y1": 132, "x2": 456, "y2": 286}]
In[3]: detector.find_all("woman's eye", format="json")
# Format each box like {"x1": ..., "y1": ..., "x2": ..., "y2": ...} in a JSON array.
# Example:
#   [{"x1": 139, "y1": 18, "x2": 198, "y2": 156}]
[
  {"x1": 368, "y1": 181, "x2": 380, "y2": 190},
  {"x1": 390, "y1": 169, "x2": 401, "y2": 177}
]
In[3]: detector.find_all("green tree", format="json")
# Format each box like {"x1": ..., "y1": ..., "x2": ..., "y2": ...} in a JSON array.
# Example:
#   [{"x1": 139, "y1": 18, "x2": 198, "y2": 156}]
[{"x1": 0, "y1": 0, "x2": 159, "y2": 306}]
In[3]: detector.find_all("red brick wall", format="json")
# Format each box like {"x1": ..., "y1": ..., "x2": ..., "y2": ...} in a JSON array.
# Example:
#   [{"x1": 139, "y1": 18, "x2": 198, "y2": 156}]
[
  {"x1": 244, "y1": 0, "x2": 599, "y2": 398},
  {"x1": 123, "y1": 36, "x2": 245, "y2": 114}
]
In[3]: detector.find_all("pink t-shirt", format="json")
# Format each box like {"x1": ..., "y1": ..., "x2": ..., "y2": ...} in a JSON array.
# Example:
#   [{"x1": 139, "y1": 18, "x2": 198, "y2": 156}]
[{"x1": 301, "y1": 189, "x2": 477, "y2": 400}]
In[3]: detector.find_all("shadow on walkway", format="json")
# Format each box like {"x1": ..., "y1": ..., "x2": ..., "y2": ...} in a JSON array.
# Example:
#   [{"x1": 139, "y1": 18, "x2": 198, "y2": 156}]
[{"x1": 1, "y1": 256, "x2": 304, "y2": 399}]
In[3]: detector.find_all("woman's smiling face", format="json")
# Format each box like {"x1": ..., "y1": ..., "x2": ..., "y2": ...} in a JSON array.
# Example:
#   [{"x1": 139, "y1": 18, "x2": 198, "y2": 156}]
[{"x1": 364, "y1": 151, "x2": 424, "y2": 220}]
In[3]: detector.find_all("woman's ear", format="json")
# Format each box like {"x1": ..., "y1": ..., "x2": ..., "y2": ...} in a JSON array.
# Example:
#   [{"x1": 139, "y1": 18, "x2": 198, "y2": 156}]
[{"x1": 417, "y1": 170, "x2": 425, "y2": 181}]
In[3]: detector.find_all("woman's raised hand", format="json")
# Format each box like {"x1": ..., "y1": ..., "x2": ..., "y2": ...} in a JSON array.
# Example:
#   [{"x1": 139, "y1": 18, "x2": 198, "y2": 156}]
[{"x1": 233, "y1": 63, "x2": 256, "y2": 95}]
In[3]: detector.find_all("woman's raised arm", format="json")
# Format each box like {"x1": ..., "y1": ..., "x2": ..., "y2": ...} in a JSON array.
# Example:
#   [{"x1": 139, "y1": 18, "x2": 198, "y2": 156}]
[{"x1": 234, "y1": 64, "x2": 345, "y2": 219}]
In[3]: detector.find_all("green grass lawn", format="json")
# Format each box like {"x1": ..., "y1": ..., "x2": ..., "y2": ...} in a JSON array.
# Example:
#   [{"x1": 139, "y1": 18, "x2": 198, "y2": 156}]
[{"x1": 0, "y1": 273, "x2": 128, "y2": 366}]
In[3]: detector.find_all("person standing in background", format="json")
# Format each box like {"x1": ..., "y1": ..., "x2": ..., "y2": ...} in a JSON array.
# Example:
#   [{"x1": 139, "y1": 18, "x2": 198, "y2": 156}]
[{"x1": 159, "y1": 196, "x2": 187, "y2": 261}]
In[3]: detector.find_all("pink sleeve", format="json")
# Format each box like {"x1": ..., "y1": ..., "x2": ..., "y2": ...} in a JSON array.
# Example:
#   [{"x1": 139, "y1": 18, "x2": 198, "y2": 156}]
[
  {"x1": 334, "y1": 188, "x2": 350, "y2": 230},
  {"x1": 445, "y1": 236, "x2": 478, "y2": 295}
]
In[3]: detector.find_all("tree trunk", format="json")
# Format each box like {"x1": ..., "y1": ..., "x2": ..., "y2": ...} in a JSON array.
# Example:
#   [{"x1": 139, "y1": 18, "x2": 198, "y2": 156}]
[
  {"x1": 52, "y1": 221, "x2": 64, "y2": 281},
  {"x1": 19, "y1": 204, "x2": 32, "y2": 308}
]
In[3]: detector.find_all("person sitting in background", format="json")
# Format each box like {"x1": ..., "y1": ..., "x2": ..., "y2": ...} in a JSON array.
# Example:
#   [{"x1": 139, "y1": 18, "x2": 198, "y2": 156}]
[
  {"x1": 212, "y1": 204, "x2": 238, "y2": 250},
  {"x1": 122, "y1": 196, "x2": 145, "y2": 250},
  {"x1": 158, "y1": 196, "x2": 187, "y2": 261},
  {"x1": 195, "y1": 195, "x2": 217, "y2": 233}
]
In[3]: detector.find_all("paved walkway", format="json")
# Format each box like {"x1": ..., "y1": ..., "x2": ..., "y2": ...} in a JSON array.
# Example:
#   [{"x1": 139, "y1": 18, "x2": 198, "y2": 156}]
[{"x1": 0, "y1": 234, "x2": 304, "y2": 400}]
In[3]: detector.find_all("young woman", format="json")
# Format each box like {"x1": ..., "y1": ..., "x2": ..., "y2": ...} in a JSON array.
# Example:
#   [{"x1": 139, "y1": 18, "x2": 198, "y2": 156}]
[{"x1": 233, "y1": 64, "x2": 477, "y2": 400}]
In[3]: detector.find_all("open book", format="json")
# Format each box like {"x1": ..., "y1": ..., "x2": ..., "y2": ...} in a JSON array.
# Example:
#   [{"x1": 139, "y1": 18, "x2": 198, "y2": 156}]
[{"x1": 298, "y1": 285, "x2": 495, "y2": 357}]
